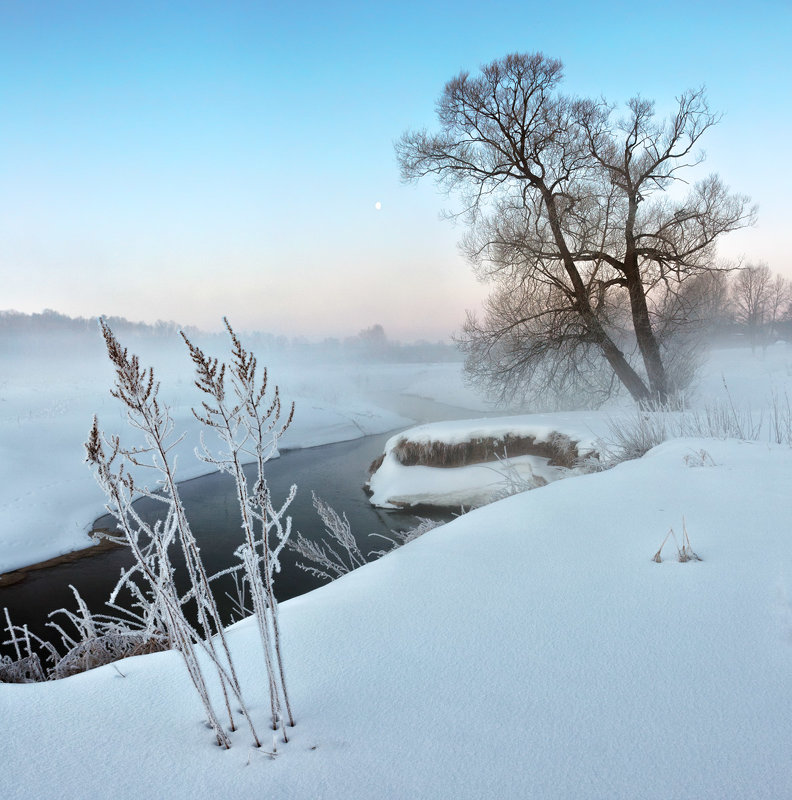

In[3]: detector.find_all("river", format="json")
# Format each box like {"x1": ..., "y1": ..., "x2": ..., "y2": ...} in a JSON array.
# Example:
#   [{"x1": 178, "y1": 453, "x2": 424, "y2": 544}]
[{"x1": 0, "y1": 394, "x2": 499, "y2": 657}]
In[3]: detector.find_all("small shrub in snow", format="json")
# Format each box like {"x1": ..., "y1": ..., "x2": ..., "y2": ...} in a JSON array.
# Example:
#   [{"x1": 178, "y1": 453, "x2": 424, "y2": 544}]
[
  {"x1": 597, "y1": 401, "x2": 682, "y2": 467},
  {"x1": 2, "y1": 583, "x2": 170, "y2": 683},
  {"x1": 46, "y1": 585, "x2": 170, "y2": 680},
  {"x1": 596, "y1": 383, "x2": 790, "y2": 467}
]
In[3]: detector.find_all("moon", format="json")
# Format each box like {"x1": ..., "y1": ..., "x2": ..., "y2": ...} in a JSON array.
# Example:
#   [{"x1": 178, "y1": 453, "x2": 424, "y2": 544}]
[{"x1": 374, "y1": 201, "x2": 382, "y2": 211}]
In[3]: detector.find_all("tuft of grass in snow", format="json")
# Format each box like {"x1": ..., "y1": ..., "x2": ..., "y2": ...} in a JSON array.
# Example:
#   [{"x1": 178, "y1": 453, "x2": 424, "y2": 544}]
[
  {"x1": 683, "y1": 449, "x2": 716, "y2": 467},
  {"x1": 768, "y1": 390, "x2": 792, "y2": 446},
  {"x1": 596, "y1": 384, "x2": 792, "y2": 468},
  {"x1": 1, "y1": 595, "x2": 167, "y2": 683},
  {"x1": 651, "y1": 519, "x2": 702, "y2": 564}
]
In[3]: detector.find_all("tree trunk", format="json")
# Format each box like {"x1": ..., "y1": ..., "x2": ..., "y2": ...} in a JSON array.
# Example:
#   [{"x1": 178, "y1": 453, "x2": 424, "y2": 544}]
[
  {"x1": 624, "y1": 269, "x2": 667, "y2": 401},
  {"x1": 623, "y1": 199, "x2": 669, "y2": 404},
  {"x1": 541, "y1": 184, "x2": 653, "y2": 405},
  {"x1": 584, "y1": 309, "x2": 652, "y2": 405}
]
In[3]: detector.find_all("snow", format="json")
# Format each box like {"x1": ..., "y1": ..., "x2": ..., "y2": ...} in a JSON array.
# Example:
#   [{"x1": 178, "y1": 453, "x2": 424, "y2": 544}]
[
  {"x1": 367, "y1": 413, "x2": 604, "y2": 508},
  {"x1": 378, "y1": 412, "x2": 601, "y2": 451},
  {"x1": 3, "y1": 436, "x2": 792, "y2": 798},
  {"x1": 368, "y1": 451, "x2": 561, "y2": 508},
  {"x1": 2, "y1": 340, "x2": 792, "y2": 798}
]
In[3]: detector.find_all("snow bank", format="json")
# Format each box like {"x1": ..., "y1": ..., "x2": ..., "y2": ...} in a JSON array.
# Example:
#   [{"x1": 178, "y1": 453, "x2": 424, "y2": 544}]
[
  {"x1": 368, "y1": 451, "x2": 561, "y2": 508},
  {"x1": 367, "y1": 412, "x2": 603, "y2": 508},
  {"x1": 2, "y1": 437, "x2": 792, "y2": 799},
  {"x1": 378, "y1": 413, "x2": 601, "y2": 452}
]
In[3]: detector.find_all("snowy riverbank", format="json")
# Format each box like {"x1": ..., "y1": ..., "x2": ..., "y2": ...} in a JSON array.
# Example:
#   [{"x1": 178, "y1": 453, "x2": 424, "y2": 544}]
[
  {"x1": 0, "y1": 332, "x2": 478, "y2": 574},
  {"x1": 2, "y1": 343, "x2": 792, "y2": 798},
  {"x1": 366, "y1": 413, "x2": 602, "y2": 508},
  {"x1": 3, "y1": 435, "x2": 792, "y2": 798}
]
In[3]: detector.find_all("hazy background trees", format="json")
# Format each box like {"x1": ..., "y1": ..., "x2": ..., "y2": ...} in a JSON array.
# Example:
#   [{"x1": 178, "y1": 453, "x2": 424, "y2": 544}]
[
  {"x1": 397, "y1": 52, "x2": 755, "y2": 407},
  {"x1": 731, "y1": 264, "x2": 792, "y2": 350},
  {"x1": 0, "y1": 310, "x2": 460, "y2": 364}
]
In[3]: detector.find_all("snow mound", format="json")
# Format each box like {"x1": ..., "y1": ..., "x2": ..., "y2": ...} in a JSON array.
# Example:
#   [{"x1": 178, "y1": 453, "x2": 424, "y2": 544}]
[{"x1": 367, "y1": 415, "x2": 599, "y2": 508}]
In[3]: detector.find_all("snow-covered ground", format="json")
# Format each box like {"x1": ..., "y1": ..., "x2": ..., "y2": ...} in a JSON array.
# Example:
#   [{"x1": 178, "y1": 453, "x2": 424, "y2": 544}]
[
  {"x1": 3, "y1": 436, "x2": 792, "y2": 798},
  {"x1": 368, "y1": 451, "x2": 562, "y2": 508},
  {"x1": 2, "y1": 340, "x2": 792, "y2": 798}
]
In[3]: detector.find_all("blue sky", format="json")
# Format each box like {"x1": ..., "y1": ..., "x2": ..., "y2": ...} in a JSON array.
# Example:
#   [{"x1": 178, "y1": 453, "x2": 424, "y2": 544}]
[{"x1": 1, "y1": 0, "x2": 789, "y2": 339}]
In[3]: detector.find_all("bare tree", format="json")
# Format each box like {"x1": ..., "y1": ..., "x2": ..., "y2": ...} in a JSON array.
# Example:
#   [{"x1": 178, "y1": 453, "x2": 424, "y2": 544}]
[
  {"x1": 397, "y1": 52, "x2": 754, "y2": 406},
  {"x1": 674, "y1": 270, "x2": 733, "y2": 335},
  {"x1": 732, "y1": 265, "x2": 792, "y2": 348},
  {"x1": 732, "y1": 263, "x2": 772, "y2": 350},
  {"x1": 767, "y1": 272, "x2": 792, "y2": 340}
]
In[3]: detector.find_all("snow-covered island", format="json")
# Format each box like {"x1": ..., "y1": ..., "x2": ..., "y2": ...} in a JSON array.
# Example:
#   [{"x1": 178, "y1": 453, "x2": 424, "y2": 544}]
[
  {"x1": 2, "y1": 342, "x2": 792, "y2": 799},
  {"x1": 366, "y1": 414, "x2": 599, "y2": 508}
]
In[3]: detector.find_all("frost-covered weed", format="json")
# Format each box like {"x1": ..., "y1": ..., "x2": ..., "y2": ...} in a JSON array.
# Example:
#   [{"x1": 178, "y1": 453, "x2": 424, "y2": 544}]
[
  {"x1": 0, "y1": 607, "x2": 48, "y2": 683},
  {"x1": 368, "y1": 517, "x2": 443, "y2": 558},
  {"x1": 182, "y1": 321, "x2": 296, "y2": 733},
  {"x1": 683, "y1": 449, "x2": 716, "y2": 467},
  {"x1": 290, "y1": 497, "x2": 442, "y2": 578},
  {"x1": 597, "y1": 384, "x2": 791, "y2": 467},
  {"x1": 73, "y1": 320, "x2": 296, "y2": 748},
  {"x1": 2, "y1": 582, "x2": 171, "y2": 683},
  {"x1": 768, "y1": 390, "x2": 792, "y2": 446},
  {"x1": 289, "y1": 493, "x2": 367, "y2": 581}
]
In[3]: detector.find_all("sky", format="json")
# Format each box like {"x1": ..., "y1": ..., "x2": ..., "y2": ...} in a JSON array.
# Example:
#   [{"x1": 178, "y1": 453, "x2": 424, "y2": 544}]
[{"x1": 1, "y1": 0, "x2": 789, "y2": 341}]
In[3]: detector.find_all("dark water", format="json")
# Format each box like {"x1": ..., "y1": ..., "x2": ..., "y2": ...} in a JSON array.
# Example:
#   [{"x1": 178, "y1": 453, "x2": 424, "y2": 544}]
[{"x1": 0, "y1": 432, "x2": 450, "y2": 657}]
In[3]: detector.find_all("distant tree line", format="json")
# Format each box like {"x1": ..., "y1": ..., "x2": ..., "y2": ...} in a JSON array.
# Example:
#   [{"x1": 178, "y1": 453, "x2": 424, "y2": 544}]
[
  {"x1": 0, "y1": 309, "x2": 199, "y2": 339},
  {"x1": 0, "y1": 310, "x2": 461, "y2": 363}
]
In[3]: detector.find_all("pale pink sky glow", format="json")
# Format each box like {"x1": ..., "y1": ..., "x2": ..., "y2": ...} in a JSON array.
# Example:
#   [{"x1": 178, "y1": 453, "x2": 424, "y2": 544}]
[{"x1": 1, "y1": 1, "x2": 789, "y2": 341}]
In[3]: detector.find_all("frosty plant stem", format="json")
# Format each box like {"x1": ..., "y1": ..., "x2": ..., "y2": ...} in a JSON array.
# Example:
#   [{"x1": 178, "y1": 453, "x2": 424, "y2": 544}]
[
  {"x1": 86, "y1": 319, "x2": 297, "y2": 749},
  {"x1": 182, "y1": 319, "x2": 296, "y2": 733}
]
